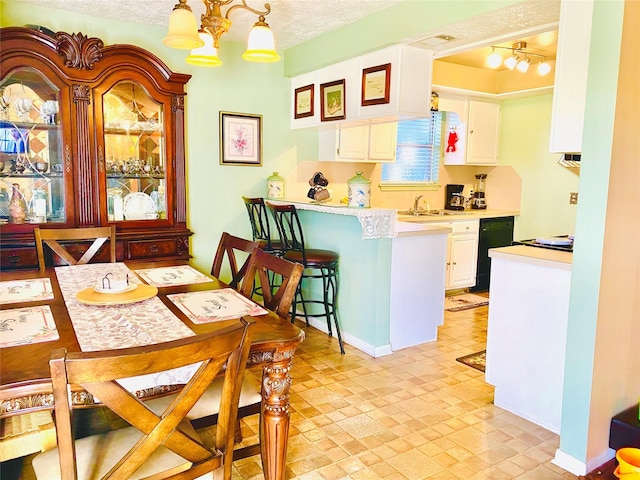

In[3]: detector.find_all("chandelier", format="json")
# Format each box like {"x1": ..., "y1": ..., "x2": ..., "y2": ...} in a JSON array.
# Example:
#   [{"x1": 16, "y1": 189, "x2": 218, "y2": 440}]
[
  {"x1": 163, "y1": 0, "x2": 280, "y2": 67},
  {"x1": 486, "y1": 42, "x2": 551, "y2": 76}
]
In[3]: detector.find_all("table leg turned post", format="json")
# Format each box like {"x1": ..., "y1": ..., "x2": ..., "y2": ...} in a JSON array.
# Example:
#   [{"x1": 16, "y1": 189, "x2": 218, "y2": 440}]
[{"x1": 260, "y1": 355, "x2": 293, "y2": 480}]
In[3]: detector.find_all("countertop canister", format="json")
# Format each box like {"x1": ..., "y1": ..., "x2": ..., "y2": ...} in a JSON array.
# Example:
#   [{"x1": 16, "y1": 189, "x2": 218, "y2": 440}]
[
  {"x1": 347, "y1": 171, "x2": 371, "y2": 208},
  {"x1": 266, "y1": 172, "x2": 285, "y2": 199}
]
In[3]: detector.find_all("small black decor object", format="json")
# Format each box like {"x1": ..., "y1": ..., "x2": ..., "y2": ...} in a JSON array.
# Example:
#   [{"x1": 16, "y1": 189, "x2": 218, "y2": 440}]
[{"x1": 307, "y1": 171, "x2": 330, "y2": 201}]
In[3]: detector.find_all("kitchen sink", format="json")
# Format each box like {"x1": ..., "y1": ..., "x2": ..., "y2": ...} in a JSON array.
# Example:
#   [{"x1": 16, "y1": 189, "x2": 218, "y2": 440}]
[{"x1": 397, "y1": 209, "x2": 471, "y2": 216}]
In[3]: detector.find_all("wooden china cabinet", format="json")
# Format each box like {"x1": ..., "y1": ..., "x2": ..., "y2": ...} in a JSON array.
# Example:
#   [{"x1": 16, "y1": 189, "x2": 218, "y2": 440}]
[{"x1": 0, "y1": 26, "x2": 193, "y2": 270}]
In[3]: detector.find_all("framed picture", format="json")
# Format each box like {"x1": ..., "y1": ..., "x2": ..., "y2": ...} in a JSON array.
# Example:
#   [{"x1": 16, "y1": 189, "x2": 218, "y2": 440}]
[
  {"x1": 294, "y1": 84, "x2": 314, "y2": 119},
  {"x1": 219, "y1": 112, "x2": 262, "y2": 166},
  {"x1": 361, "y1": 63, "x2": 391, "y2": 106},
  {"x1": 320, "y1": 79, "x2": 346, "y2": 121}
]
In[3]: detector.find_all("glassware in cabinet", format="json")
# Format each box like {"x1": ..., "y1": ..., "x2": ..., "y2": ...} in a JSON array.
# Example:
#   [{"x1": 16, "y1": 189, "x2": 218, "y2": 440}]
[
  {"x1": 102, "y1": 80, "x2": 166, "y2": 222},
  {"x1": 0, "y1": 68, "x2": 66, "y2": 225}
]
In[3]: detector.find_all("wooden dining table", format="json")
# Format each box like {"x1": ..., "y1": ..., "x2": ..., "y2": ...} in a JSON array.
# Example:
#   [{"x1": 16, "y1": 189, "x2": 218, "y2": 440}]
[{"x1": 0, "y1": 260, "x2": 305, "y2": 480}]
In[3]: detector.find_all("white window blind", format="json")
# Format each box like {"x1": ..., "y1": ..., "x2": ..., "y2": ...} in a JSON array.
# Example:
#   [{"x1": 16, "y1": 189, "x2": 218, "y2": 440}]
[{"x1": 381, "y1": 112, "x2": 442, "y2": 185}]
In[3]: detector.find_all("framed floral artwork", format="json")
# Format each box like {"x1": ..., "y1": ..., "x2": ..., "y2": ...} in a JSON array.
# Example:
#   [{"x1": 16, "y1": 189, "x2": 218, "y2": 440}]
[
  {"x1": 320, "y1": 79, "x2": 346, "y2": 121},
  {"x1": 294, "y1": 84, "x2": 314, "y2": 119},
  {"x1": 219, "y1": 111, "x2": 262, "y2": 166},
  {"x1": 361, "y1": 63, "x2": 391, "y2": 106}
]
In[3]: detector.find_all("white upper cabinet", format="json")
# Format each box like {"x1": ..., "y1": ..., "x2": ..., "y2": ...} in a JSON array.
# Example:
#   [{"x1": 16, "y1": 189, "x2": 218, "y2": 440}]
[
  {"x1": 318, "y1": 123, "x2": 397, "y2": 162},
  {"x1": 549, "y1": 0, "x2": 594, "y2": 154},
  {"x1": 291, "y1": 45, "x2": 433, "y2": 129},
  {"x1": 467, "y1": 100, "x2": 501, "y2": 165},
  {"x1": 440, "y1": 95, "x2": 500, "y2": 166}
]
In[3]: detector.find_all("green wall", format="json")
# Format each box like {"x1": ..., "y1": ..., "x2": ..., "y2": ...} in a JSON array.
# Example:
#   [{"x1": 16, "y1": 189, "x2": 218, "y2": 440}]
[
  {"x1": 560, "y1": 0, "x2": 625, "y2": 463},
  {"x1": 499, "y1": 94, "x2": 579, "y2": 240}
]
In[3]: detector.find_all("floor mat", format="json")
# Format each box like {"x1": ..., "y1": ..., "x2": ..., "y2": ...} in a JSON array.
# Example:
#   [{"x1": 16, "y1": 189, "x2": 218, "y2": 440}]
[
  {"x1": 456, "y1": 350, "x2": 486, "y2": 372},
  {"x1": 445, "y1": 293, "x2": 489, "y2": 311}
]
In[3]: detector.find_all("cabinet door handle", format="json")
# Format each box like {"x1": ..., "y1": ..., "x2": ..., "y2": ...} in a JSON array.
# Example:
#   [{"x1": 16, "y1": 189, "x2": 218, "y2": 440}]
[
  {"x1": 149, "y1": 244, "x2": 159, "y2": 254},
  {"x1": 8, "y1": 255, "x2": 21, "y2": 264}
]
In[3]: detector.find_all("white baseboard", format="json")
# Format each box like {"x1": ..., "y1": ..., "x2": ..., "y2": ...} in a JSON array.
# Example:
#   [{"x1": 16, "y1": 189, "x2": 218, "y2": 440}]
[
  {"x1": 552, "y1": 447, "x2": 615, "y2": 476},
  {"x1": 302, "y1": 316, "x2": 392, "y2": 357}
]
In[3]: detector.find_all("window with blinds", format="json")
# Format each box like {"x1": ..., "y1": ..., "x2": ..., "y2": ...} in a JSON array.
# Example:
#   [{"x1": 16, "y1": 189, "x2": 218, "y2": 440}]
[{"x1": 381, "y1": 112, "x2": 442, "y2": 187}]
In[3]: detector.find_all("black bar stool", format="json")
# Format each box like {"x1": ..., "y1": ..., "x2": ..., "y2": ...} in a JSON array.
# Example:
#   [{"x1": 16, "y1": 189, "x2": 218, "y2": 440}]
[
  {"x1": 266, "y1": 202, "x2": 345, "y2": 354},
  {"x1": 242, "y1": 196, "x2": 283, "y2": 255}
]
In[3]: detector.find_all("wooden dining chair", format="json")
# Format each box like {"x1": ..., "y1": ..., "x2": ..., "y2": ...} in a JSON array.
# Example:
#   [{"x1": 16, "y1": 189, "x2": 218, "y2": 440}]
[
  {"x1": 31, "y1": 320, "x2": 254, "y2": 480},
  {"x1": 241, "y1": 247, "x2": 304, "y2": 320},
  {"x1": 146, "y1": 249, "x2": 304, "y2": 462},
  {"x1": 34, "y1": 225, "x2": 116, "y2": 271},
  {"x1": 210, "y1": 232, "x2": 259, "y2": 290}
]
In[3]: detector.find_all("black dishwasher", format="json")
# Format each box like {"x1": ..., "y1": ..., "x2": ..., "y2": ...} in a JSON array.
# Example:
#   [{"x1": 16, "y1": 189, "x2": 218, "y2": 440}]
[{"x1": 470, "y1": 216, "x2": 514, "y2": 292}]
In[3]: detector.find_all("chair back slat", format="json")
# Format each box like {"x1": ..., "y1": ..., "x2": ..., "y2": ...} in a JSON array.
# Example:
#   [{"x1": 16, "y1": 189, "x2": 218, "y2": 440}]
[
  {"x1": 211, "y1": 232, "x2": 259, "y2": 290},
  {"x1": 44, "y1": 320, "x2": 253, "y2": 480},
  {"x1": 34, "y1": 226, "x2": 116, "y2": 271},
  {"x1": 265, "y1": 202, "x2": 307, "y2": 265},
  {"x1": 241, "y1": 248, "x2": 303, "y2": 319}
]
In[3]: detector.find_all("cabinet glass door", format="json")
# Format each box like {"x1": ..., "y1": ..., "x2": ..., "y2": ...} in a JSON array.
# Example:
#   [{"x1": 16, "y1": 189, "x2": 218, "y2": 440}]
[
  {"x1": 0, "y1": 68, "x2": 65, "y2": 225},
  {"x1": 103, "y1": 81, "x2": 166, "y2": 222}
]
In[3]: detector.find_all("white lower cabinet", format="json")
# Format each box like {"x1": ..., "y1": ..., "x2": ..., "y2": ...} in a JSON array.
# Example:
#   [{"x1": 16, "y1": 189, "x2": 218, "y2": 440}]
[
  {"x1": 318, "y1": 123, "x2": 397, "y2": 162},
  {"x1": 432, "y1": 219, "x2": 479, "y2": 289}
]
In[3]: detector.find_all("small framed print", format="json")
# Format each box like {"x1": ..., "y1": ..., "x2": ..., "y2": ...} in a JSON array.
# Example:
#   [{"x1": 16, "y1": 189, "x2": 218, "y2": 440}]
[
  {"x1": 294, "y1": 84, "x2": 314, "y2": 119},
  {"x1": 320, "y1": 79, "x2": 346, "y2": 121},
  {"x1": 219, "y1": 112, "x2": 262, "y2": 166},
  {"x1": 361, "y1": 63, "x2": 391, "y2": 106}
]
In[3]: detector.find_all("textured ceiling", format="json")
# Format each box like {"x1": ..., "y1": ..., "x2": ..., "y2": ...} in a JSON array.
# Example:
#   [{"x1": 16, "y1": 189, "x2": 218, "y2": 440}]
[
  {"x1": 13, "y1": 0, "x2": 405, "y2": 50},
  {"x1": 13, "y1": 0, "x2": 560, "y2": 68}
]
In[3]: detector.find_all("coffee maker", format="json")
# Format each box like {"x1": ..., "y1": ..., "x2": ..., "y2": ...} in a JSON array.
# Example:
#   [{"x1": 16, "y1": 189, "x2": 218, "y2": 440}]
[
  {"x1": 445, "y1": 184, "x2": 465, "y2": 210},
  {"x1": 470, "y1": 174, "x2": 487, "y2": 209}
]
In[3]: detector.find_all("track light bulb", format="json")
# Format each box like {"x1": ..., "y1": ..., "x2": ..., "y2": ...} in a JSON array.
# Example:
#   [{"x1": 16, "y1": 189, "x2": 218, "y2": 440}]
[
  {"x1": 504, "y1": 55, "x2": 518, "y2": 70},
  {"x1": 487, "y1": 49, "x2": 502, "y2": 68},
  {"x1": 516, "y1": 57, "x2": 531, "y2": 73},
  {"x1": 537, "y1": 61, "x2": 551, "y2": 75}
]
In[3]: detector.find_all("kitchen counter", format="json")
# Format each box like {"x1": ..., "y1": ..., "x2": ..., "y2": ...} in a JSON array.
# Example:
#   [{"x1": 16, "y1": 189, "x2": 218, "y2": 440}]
[
  {"x1": 267, "y1": 199, "x2": 397, "y2": 239},
  {"x1": 485, "y1": 244, "x2": 572, "y2": 433},
  {"x1": 398, "y1": 208, "x2": 520, "y2": 223},
  {"x1": 489, "y1": 245, "x2": 572, "y2": 268}
]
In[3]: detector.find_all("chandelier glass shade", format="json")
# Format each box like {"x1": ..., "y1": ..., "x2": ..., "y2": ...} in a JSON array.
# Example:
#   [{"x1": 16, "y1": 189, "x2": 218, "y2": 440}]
[
  {"x1": 164, "y1": 0, "x2": 280, "y2": 67},
  {"x1": 186, "y1": 31, "x2": 222, "y2": 66},
  {"x1": 486, "y1": 41, "x2": 551, "y2": 76}
]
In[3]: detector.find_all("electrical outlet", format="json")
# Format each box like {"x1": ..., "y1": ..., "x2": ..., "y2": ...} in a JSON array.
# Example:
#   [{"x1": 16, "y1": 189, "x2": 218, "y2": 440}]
[{"x1": 569, "y1": 192, "x2": 578, "y2": 205}]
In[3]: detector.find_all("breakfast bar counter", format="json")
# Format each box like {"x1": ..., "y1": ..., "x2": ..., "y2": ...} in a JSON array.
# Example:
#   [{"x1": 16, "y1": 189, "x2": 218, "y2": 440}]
[
  {"x1": 268, "y1": 199, "x2": 450, "y2": 356},
  {"x1": 485, "y1": 245, "x2": 573, "y2": 433}
]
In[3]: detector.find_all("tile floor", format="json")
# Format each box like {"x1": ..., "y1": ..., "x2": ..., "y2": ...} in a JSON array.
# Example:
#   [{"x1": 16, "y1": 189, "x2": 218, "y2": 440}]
[{"x1": 6, "y1": 300, "x2": 584, "y2": 479}]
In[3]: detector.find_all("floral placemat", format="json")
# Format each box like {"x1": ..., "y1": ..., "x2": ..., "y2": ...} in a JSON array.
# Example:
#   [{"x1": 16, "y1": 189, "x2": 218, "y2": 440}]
[
  {"x1": 54, "y1": 263, "x2": 194, "y2": 351},
  {"x1": 0, "y1": 279, "x2": 54, "y2": 305},
  {"x1": 134, "y1": 265, "x2": 213, "y2": 287},
  {"x1": 0, "y1": 306, "x2": 59, "y2": 348},
  {"x1": 168, "y1": 288, "x2": 267, "y2": 324}
]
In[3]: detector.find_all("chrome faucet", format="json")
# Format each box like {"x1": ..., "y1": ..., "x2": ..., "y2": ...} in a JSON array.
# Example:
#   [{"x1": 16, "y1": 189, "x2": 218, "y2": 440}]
[{"x1": 413, "y1": 195, "x2": 423, "y2": 213}]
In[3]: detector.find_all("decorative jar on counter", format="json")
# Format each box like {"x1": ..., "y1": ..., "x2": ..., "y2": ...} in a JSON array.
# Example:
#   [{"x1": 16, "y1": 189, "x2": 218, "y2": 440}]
[
  {"x1": 347, "y1": 171, "x2": 371, "y2": 208},
  {"x1": 266, "y1": 172, "x2": 285, "y2": 199}
]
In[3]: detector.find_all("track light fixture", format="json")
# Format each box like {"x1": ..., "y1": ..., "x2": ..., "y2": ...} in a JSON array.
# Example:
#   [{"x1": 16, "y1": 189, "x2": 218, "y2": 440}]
[
  {"x1": 486, "y1": 41, "x2": 551, "y2": 75},
  {"x1": 164, "y1": 0, "x2": 280, "y2": 67}
]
